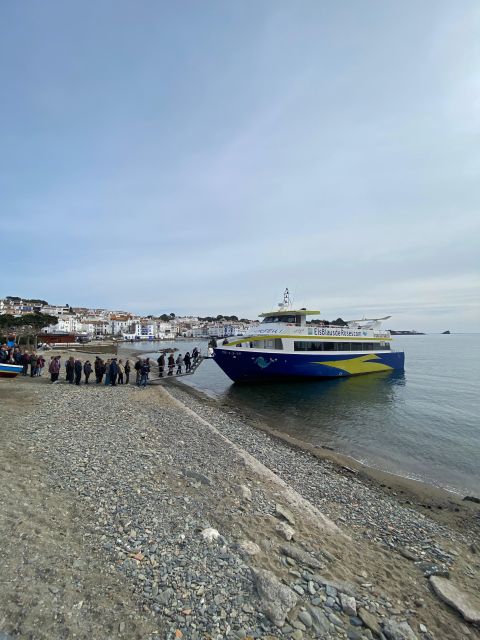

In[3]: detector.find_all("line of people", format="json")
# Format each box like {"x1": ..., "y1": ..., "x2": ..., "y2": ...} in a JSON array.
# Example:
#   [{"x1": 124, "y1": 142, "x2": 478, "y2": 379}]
[
  {"x1": 156, "y1": 348, "x2": 199, "y2": 376},
  {"x1": 2, "y1": 342, "x2": 202, "y2": 386}
]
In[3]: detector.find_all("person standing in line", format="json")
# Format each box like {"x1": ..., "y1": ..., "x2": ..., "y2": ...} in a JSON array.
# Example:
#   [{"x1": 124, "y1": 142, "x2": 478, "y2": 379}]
[
  {"x1": 30, "y1": 353, "x2": 38, "y2": 377},
  {"x1": 124, "y1": 360, "x2": 131, "y2": 384},
  {"x1": 94, "y1": 357, "x2": 103, "y2": 383},
  {"x1": 21, "y1": 351, "x2": 30, "y2": 376},
  {"x1": 104, "y1": 359, "x2": 111, "y2": 385},
  {"x1": 159, "y1": 353, "x2": 166, "y2": 376},
  {"x1": 139, "y1": 359, "x2": 150, "y2": 387},
  {"x1": 176, "y1": 353, "x2": 183, "y2": 375},
  {"x1": 117, "y1": 359, "x2": 125, "y2": 384},
  {"x1": 74, "y1": 358, "x2": 82, "y2": 385},
  {"x1": 167, "y1": 353, "x2": 175, "y2": 375},
  {"x1": 83, "y1": 360, "x2": 92, "y2": 384},
  {"x1": 109, "y1": 358, "x2": 118, "y2": 386},
  {"x1": 134, "y1": 359, "x2": 142, "y2": 384},
  {"x1": 66, "y1": 356, "x2": 75, "y2": 384},
  {"x1": 184, "y1": 351, "x2": 191, "y2": 373},
  {"x1": 49, "y1": 355, "x2": 61, "y2": 383},
  {"x1": 192, "y1": 346, "x2": 199, "y2": 363},
  {"x1": 37, "y1": 355, "x2": 45, "y2": 376}
]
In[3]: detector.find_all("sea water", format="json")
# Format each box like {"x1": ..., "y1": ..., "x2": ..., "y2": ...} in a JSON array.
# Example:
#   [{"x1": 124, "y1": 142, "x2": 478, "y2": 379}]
[{"x1": 132, "y1": 334, "x2": 480, "y2": 496}]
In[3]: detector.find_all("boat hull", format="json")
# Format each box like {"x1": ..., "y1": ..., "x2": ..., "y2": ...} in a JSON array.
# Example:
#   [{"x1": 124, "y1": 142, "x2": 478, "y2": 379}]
[
  {"x1": 213, "y1": 348, "x2": 405, "y2": 382},
  {"x1": 0, "y1": 363, "x2": 24, "y2": 378}
]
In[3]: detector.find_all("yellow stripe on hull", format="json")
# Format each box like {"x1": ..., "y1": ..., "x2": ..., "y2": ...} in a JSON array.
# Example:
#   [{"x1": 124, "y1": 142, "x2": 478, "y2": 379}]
[{"x1": 313, "y1": 354, "x2": 394, "y2": 375}]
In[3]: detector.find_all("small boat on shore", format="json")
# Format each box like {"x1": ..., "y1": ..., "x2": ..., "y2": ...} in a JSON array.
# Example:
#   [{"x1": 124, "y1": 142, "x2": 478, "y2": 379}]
[
  {"x1": 0, "y1": 363, "x2": 24, "y2": 378},
  {"x1": 213, "y1": 290, "x2": 405, "y2": 383}
]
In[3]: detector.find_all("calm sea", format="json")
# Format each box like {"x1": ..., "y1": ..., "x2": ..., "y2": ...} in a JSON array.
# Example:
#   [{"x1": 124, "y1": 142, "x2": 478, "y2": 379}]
[{"x1": 130, "y1": 335, "x2": 480, "y2": 496}]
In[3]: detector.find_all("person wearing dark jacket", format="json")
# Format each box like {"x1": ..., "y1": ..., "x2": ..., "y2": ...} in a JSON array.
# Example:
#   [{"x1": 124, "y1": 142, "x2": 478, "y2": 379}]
[
  {"x1": 184, "y1": 352, "x2": 191, "y2": 372},
  {"x1": 74, "y1": 359, "x2": 82, "y2": 385},
  {"x1": 124, "y1": 360, "x2": 131, "y2": 384},
  {"x1": 94, "y1": 357, "x2": 104, "y2": 384},
  {"x1": 109, "y1": 358, "x2": 119, "y2": 386},
  {"x1": 167, "y1": 354, "x2": 175, "y2": 375},
  {"x1": 158, "y1": 353, "x2": 166, "y2": 376},
  {"x1": 134, "y1": 359, "x2": 142, "y2": 384},
  {"x1": 139, "y1": 360, "x2": 150, "y2": 387},
  {"x1": 65, "y1": 357, "x2": 75, "y2": 384},
  {"x1": 22, "y1": 352, "x2": 30, "y2": 376},
  {"x1": 83, "y1": 360, "x2": 92, "y2": 384}
]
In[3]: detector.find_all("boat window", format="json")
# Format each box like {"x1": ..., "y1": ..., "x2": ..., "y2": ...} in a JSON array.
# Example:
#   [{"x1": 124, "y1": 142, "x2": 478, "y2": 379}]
[
  {"x1": 294, "y1": 341, "x2": 386, "y2": 352},
  {"x1": 252, "y1": 338, "x2": 283, "y2": 349},
  {"x1": 261, "y1": 315, "x2": 301, "y2": 324}
]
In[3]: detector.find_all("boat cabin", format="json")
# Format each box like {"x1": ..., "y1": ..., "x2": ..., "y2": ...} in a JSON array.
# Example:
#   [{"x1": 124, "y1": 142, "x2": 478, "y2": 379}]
[{"x1": 259, "y1": 309, "x2": 319, "y2": 328}]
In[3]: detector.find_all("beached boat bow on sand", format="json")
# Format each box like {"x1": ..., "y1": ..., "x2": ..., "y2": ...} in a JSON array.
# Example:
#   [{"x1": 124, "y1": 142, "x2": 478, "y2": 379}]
[
  {"x1": 0, "y1": 363, "x2": 24, "y2": 378},
  {"x1": 213, "y1": 290, "x2": 405, "y2": 382}
]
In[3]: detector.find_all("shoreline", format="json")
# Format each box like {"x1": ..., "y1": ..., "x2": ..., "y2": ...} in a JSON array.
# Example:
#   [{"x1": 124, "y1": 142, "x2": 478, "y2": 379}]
[
  {"x1": 1, "y1": 374, "x2": 479, "y2": 639},
  {"x1": 170, "y1": 377, "x2": 479, "y2": 535}
]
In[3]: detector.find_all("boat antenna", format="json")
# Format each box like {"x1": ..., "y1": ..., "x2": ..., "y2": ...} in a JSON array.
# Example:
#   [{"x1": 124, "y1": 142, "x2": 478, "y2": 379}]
[{"x1": 284, "y1": 288, "x2": 290, "y2": 306}]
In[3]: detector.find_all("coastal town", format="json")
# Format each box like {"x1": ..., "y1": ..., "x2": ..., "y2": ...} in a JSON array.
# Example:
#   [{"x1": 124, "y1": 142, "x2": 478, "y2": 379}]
[{"x1": 0, "y1": 296, "x2": 255, "y2": 344}]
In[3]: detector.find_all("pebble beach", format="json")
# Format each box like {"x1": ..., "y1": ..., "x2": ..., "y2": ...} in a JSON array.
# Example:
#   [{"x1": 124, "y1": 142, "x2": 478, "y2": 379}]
[{"x1": 1, "y1": 369, "x2": 479, "y2": 640}]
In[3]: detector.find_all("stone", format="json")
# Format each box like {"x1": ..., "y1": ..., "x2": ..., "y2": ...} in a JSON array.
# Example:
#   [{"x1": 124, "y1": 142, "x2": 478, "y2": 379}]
[
  {"x1": 307, "y1": 580, "x2": 316, "y2": 595},
  {"x1": 297, "y1": 610, "x2": 312, "y2": 628},
  {"x1": 291, "y1": 631, "x2": 303, "y2": 640},
  {"x1": 306, "y1": 605, "x2": 330, "y2": 634},
  {"x1": 325, "y1": 585, "x2": 337, "y2": 598},
  {"x1": 358, "y1": 608, "x2": 381, "y2": 637},
  {"x1": 252, "y1": 568, "x2": 298, "y2": 627},
  {"x1": 119, "y1": 622, "x2": 125, "y2": 633},
  {"x1": 157, "y1": 587, "x2": 174, "y2": 605},
  {"x1": 399, "y1": 547, "x2": 418, "y2": 561},
  {"x1": 340, "y1": 594, "x2": 357, "y2": 617},
  {"x1": 279, "y1": 544, "x2": 323, "y2": 569},
  {"x1": 416, "y1": 562, "x2": 449, "y2": 578},
  {"x1": 238, "y1": 484, "x2": 252, "y2": 501},
  {"x1": 182, "y1": 468, "x2": 211, "y2": 485},
  {"x1": 238, "y1": 540, "x2": 261, "y2": 556},
  {"x1": 275, "y1": 503, "x2": 296, "y2": 526},
  {"x1": 328, "y1": 612, "x2": 344, "y2": 627},
  {"x1": 347, "y1": 629, "x2": 363, "y2": 640},
  {"x1": 200, "y1": 527, "x2": 220, "y2": 543},
  {"x1": 291, "y1": 619, "x2": 306, "y2": 631},
  {"x1": 429, "y1": 576, "x2": 480, "y2": 624},
  {"x1": 293, "y1": 585, "x2": 305, "y2": 596},
  {"x1": 382, "y1": 619, "x2": 418, "y2": 640},
  {"x1": 275, "y1": 522, "x2": 295, "y2": 541},
  {"x1": 315, "y1": 575, "x2": 357, "y2": 597}
]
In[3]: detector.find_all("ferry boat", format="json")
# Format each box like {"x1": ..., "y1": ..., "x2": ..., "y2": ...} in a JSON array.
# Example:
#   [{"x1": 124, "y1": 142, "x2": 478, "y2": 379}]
[
  {"x1": 0, "y1": 363, "x2": 24, "y2": 378},
  {"x1": 213, "y1": 290, "x2": 405, "y2": 382}
]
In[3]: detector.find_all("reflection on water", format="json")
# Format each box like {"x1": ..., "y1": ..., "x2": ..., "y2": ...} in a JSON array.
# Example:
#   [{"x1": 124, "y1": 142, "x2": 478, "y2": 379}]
[{"x1": 126, "y1": 336, "x2": 480, "y2": 496}]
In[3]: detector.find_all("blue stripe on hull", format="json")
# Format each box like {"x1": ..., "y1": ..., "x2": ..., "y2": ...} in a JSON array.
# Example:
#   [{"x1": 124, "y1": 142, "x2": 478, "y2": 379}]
[
  {"x1": 0, "y1": 364, "x2": 23, "y2": 378},
  {"x1": 213, "y1": 349, "x2": 405, "y2": 383}
]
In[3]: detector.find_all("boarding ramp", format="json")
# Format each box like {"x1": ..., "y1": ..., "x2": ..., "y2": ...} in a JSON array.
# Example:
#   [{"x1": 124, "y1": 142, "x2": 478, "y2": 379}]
[{"x1": 148, "y1": 353, "x2": 208, "y2": 385}]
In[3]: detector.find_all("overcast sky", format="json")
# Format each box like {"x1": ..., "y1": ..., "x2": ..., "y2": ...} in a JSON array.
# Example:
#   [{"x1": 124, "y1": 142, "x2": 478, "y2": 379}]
[{"x1": 1, "y1": 1, "x2": 479, "y2": 331}]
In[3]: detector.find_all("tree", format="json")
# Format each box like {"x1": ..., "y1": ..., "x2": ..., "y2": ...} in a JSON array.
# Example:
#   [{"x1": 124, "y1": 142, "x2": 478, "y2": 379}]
[{"x1": 11, "y1": 313, "x2": 58, "y2": 348}]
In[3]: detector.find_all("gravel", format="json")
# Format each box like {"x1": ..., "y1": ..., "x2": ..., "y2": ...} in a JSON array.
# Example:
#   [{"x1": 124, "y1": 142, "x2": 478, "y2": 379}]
[{"x1": 3, "y1": 378, "x2": 478, "y2": 640}]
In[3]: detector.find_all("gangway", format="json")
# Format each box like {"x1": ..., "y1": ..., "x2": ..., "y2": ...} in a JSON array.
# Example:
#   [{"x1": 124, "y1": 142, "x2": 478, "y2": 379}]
[{"x1": 148, "y1": 355, "x2": 207, "y2": 385}]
